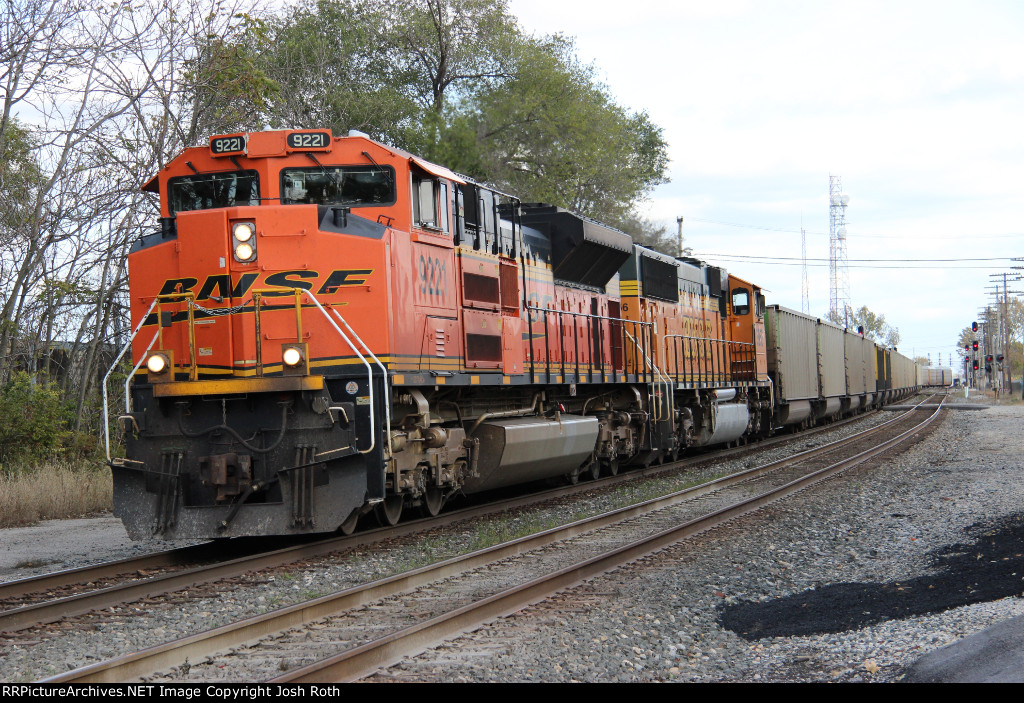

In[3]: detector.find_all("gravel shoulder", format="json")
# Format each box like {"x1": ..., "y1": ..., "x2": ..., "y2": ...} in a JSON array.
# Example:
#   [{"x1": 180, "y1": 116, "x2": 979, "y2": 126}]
[{"x1": 0, "y1": 517, "x2": 193, "y2": 583}]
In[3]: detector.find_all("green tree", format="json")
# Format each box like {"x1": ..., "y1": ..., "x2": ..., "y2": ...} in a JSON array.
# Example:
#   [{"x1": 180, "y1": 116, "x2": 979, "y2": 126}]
[
  {"x1": 0, "y1": 372, "x2": 70, "y2": 465},
  {"x1": 827, "y1": 305, "x2": 900, "y2": 347},
  {"x1": 257, "y1": 0, "x2": 420, "y2": 140},
  {"x1": 380, "y1": 0, "x2": 518, "y2": 114},
  {"x1": 244, "y1": 2, "x2": 670, "y2": 226},
  {"x1": 467, "y1": 34, "x2": 669, "y2": 224},
  {"x1": 182, "y1": 11, "x2": 281, "y2": 141}
]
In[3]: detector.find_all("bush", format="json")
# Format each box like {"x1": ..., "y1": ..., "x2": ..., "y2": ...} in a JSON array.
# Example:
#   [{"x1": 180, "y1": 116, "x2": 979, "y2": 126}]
[{"x1": 0, "y1": 371, "x2": 72, "y2": 466}]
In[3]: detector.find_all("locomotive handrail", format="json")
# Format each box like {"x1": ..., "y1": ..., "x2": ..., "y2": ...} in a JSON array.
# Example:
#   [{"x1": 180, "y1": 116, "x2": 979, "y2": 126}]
[
  {"x1": 102, "y1": 289, "x2": 390, "y2": 461},
  {"x1": 523, "y1": 304, "x2": 651, "y2": 381},
  {"x1": 663, "y1": 335, "x2": 758, "y2": 385},
  {"x1": 296, "y1": 290, "x2": 387, "y2": 457},
  {"x1": 326, "y1": 305, "x2": 391, "y2": 458},
  {"x1": 103, "y1": 292, "x2": 201, "y2": 461},
  {"x1": 101, "y1": 297, "x2": 161, "y2": 461},
  {"x1": 624, "y1": 328, "x2": 673, "y2": 425}
]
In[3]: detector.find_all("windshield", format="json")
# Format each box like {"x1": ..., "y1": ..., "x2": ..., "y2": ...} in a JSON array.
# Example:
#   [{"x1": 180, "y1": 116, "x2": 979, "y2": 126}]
[
  {"x1": 281, "y1": 165, "x2": 395, "y2": 207},
  {"x1": 168, "y1": 171, "x2": 260, "y2": 214}
]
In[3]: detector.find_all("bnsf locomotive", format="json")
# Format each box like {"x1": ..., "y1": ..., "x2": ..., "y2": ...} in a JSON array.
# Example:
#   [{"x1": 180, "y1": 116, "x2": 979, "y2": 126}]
[{"x1": 107, "y1": 129, "x2": 919, "y2": 540}]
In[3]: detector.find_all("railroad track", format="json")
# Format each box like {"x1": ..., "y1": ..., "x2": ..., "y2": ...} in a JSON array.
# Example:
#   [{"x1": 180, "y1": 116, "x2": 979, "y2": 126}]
[
  {"x1": 40, "y1": 394, "x2": 944, "y2": 683},
  {"x1": 0, "y1": 403, "x2": 891, "y2": 636}
]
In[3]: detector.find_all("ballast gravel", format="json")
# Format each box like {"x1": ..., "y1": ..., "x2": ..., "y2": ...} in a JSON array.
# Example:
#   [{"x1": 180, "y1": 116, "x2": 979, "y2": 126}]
[
  {"x1": 370, "y1": 397, "x2": 1024, "y2": 683},
  {"x1": 1, "y1": 395, "x2": 1021, "y2": 683}
]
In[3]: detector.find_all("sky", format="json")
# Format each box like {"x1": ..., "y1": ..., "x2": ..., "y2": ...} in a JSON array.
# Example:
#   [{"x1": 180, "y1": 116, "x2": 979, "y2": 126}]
[{"x1": 508, "y1": 0, "x2": 1024, "y2": 368}]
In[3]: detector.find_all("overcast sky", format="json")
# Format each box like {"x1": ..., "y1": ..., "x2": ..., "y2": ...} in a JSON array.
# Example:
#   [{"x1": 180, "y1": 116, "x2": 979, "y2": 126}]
[{"x1": 508, "y1": 0, "x2": 1024, "y2": 367}]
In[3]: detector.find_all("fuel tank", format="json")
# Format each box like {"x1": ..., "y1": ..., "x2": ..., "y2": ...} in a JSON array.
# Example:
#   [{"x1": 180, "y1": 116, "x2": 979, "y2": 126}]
[{"x1": 463, "y1": 415, "x2": 599, "y2": 493}]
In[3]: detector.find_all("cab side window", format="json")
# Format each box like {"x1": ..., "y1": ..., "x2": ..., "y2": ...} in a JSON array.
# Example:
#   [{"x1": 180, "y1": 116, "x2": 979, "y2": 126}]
[
  {"x1": 732, "y1": 288, "x2": 750, "y2": 316},
  {"x1": 412, "y1": 176, "x2": 440, "y2": 229}
]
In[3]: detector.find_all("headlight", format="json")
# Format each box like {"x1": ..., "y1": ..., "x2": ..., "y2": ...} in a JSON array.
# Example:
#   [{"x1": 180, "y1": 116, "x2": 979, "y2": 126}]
[
  {"x1": 146, "y1": 353, "x2": 168, "y2": 374},
  {"x1": 234, "y1": 242, "x2": 255, "y2": 261},
  {"x1": 282, "y1": 347, "x2": 303, "y2": 367},
  {"x1": 233, "y1": 222, "x2": 255, "y2": 242}
]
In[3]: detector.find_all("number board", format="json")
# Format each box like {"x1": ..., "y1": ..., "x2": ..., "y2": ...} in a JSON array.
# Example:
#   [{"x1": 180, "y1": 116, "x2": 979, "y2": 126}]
[
  {"x1": 209, "y1": 134, "x2": 247, "y2": 157},
  {"x1": 286, "y1": 131, "x2": 332, "y2": 151}
]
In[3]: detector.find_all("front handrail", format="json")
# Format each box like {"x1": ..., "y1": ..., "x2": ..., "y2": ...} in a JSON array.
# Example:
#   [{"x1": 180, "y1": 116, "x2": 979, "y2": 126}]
[
  {"x1": 102, "y1": 297, "x2": 160, "y2": 461},
  {"x1": 101, "y1": 288, "x2": 389, "y2": 461},
  {"x1": 326, "y1": 306, "x2": 391, "y2": 459},
  {"x1": 294, "y1": 290, "x2": 387, "y2": 457}
]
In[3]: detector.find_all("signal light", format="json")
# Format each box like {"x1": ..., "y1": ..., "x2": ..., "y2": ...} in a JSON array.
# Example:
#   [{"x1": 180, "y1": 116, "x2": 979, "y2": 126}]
[
  {"x1": 973, "y1": 360, "x2": 979, "y2": 370},
  {"x1": 973, "y1": 341, "x2": 979, "y2": 351},
  {"x1": 987, "y1": 355, "x2": 994, "y2": 363},
  {"x1": 997, "y1": 355, "x2": 1004, "y2": 362},
  {"x1": 972, "y1": 321, "x2": 978, "y2": 332}
]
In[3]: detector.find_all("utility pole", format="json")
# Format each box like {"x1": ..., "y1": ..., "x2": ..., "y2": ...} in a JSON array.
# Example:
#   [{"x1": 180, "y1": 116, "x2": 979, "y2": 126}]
[
  {"x1": 676, "y1": 216, "x2": 684, "y2": 258},
  {"x1": 987, "y1": 271, "x2": 1024, "y2": 396}
]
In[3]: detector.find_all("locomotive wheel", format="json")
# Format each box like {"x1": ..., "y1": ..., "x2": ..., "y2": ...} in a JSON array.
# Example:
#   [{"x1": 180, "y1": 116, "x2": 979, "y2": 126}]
[
  {"x1": 375, "y1": 495, "x2": 404, "y2": 527},
  {"x1": 338, "y1": 508, "x2": 360, "y2": 536},
  {"x1": 588, "y1": 460, "x2": 601, "y2": 481},
  {"x1": 566, "y1": 466, "x2": 581, "y2": 485},
  {"x1": 604, "y1": 458, "x2": 619, "y2": 476},
  {"x1": 421, "y1": 486, "x2": 445, "y2": 518}
]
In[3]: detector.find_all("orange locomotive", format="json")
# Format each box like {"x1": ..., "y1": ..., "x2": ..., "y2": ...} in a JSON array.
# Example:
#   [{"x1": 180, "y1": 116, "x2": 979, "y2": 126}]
[{"x1": 110, "y1": 129, "x2": 770, "y2": 539}]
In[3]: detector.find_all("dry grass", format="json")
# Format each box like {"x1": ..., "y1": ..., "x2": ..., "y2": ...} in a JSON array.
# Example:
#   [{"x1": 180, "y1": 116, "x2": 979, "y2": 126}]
[{"x1": 0, "y1": 461, "x2": 112, "y2": 528}]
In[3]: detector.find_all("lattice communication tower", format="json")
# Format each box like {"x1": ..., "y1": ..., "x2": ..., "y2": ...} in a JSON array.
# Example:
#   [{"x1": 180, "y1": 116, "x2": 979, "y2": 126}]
[
  {"x1": 828, "y1": 175, "x2": 851, "y2": 324},
  {"x1": 801, "y1": 226, "x2": 809, "y2": 314}
]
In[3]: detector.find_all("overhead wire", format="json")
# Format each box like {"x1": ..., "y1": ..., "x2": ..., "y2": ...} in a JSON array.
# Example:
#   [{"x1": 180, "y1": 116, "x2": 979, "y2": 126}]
[{"x1": 686, "y1": 217, "x2": 1024, "y2": 241}]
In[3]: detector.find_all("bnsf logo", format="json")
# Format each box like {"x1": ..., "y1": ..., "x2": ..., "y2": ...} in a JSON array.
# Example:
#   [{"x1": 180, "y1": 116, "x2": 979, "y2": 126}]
[{"x1": 158, "y1": 269, "x2": 372, "y2": 300}]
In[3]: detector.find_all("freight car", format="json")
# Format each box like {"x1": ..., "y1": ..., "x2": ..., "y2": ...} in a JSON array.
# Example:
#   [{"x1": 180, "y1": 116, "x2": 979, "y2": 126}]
[
  {"x1": 763, "y1": 305, "x2": 919, "y2": 429},
  {"x1": 104, "y1": 129, "x2": 920, "y2": 540},
  {"x1": 917, "y1": 366, "x2": 953, "y2": 387}
]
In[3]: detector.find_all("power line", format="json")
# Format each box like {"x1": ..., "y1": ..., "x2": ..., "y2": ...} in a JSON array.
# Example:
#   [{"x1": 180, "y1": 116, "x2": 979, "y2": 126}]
[
  {"x1": 693, "y1": 257, "x2": 1009, "y2": 270},
  {"x1": 695, "y1": 253, "x2": 1015, "y2": 262},
  {"x1": 686, "y1": 217, "x2": 1024, "y2": 240}
]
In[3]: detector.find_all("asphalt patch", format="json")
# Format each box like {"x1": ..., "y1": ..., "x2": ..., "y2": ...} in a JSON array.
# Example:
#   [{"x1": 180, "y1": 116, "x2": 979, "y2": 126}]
[{"x1": 719, "y1": 512, "x2": 1024, "y2": 640}]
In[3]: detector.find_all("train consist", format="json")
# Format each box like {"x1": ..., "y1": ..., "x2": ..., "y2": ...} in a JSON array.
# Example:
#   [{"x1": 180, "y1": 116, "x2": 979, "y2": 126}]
[{"x1": 107, "y1": 129, "x2": 921, "y2": 540}]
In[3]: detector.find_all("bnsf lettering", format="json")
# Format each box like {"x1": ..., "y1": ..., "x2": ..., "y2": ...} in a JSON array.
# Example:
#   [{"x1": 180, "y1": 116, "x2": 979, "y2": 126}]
[
  {"x1": 159, "y1": 277, "x2": 199, "y2": 296},
  {"x1": 196, "y1": 272, "x2": 259, "y2": 301},
  {"x1": 157, "y1": 270, "x2": 372, "y2": 301},
  {"x1": 264, "y1": 270, "x2": 318, "y2": 296},
  {"x1": 317, "y1": 269, "x2": 371, "y2": 294}
]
